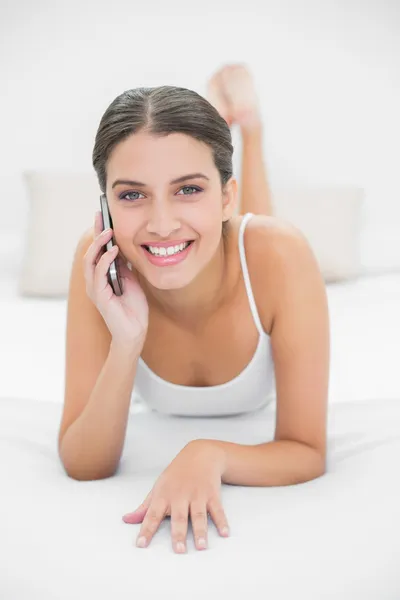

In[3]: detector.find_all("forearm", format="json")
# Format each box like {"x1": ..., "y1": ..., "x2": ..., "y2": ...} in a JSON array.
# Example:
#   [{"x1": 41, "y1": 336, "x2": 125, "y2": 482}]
[
  {"x1": 205, "y1": 439, "x2": 326, "y2": 487},
  {"x1": 59, "y1": 342, "x2": 140, "y2": 481},
  {"x1": 239, "y1": 124, "x2": 273, "y2": 216}
]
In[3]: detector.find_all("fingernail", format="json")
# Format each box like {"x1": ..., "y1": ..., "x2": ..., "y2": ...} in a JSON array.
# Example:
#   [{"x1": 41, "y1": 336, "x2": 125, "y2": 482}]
[
  {"x1": 221, "y1": 526, "x2": 230, "y2": 536},
  {"x1": 136, "y1": 536, "x2": 147, "y2": 548},
  {"x1": 197, "y1": 537, "x2": 207, "y2": 549},
  {"x1": 176, "y1": 541, "x2": 186, "y2": 553}
]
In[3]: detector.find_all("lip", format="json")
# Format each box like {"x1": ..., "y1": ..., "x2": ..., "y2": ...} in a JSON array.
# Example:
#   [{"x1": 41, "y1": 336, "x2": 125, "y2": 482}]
[
  {"x1": 141, "y1": 240, "x2": 194, "y2": 267},
  {"x1": 140, "y1": 239, "x2": 194, "y2": 248}
]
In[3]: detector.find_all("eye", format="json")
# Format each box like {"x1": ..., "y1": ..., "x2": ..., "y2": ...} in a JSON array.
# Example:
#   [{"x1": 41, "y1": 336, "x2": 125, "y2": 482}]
[
  {"x1": 119, "y1": 191, "x2": 145, "y2": 201},
  {"x1": 177, "y1": 185, "x2": 202, "y2": 196}
]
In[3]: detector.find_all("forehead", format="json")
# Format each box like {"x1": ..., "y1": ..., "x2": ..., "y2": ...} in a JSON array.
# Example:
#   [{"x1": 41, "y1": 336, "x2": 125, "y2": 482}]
[{"x1": 107, "y1": 131, "x2": 216, "y2": 180}]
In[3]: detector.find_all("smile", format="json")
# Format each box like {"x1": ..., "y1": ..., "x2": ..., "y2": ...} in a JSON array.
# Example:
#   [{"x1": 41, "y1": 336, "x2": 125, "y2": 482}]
[
  {"x1": 144, "y1": 241, "x2": 192, "y2": 256},
  {"x1": 141, "y1": 241, "x2": 195, "y2": 267}
]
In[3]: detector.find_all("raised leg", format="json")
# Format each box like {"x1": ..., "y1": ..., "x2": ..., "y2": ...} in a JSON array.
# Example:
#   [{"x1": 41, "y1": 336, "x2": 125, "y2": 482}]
[
  {"x1": 238, "y1": 123, "x2": 273, "y2": 217},
  {"x1": 207, "y1": 64, "x2": 273, "y2": 216}
]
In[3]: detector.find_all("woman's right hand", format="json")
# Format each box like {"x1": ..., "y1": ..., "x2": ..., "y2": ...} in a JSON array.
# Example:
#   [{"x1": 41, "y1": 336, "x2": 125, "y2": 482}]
[{"x1": 83, "y1": 211, "x2": 149, "y2": 350}]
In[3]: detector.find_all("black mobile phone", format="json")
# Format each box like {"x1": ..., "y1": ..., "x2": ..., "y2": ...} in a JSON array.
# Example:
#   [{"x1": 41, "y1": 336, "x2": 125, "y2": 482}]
[{"x1": 99, "y1": 194, "x2": 123, "y2": 296}]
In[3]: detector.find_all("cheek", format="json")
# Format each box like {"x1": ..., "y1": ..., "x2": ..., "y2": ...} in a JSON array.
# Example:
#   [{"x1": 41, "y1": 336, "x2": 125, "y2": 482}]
[
  {"x1": 112, "y1": 210, "x2": 139, "y2": 237},
  {"x1": 187, "y1": 197, "x2": 223, "y2": 230},
  {"x1": 113, "y1": 223, "x2": 139, "y2": 258}
]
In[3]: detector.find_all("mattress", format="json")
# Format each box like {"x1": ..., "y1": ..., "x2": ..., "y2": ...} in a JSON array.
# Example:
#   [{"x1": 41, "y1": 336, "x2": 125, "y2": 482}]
[
  {"x1": 1, "y1": 272, "x2": 400, "y2": 407},
  {"x1": 1, "y1": 272, "x2": 400, "y2": 599}
]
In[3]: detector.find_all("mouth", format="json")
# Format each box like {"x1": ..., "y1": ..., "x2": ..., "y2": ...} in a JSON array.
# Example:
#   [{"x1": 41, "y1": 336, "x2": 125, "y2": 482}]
[
  {"x1": 141, "y1": 240, "x2": 194, "y2": 256},
  {"x1": 140, "y1": 240, "x2": 195, "y2": 266}
]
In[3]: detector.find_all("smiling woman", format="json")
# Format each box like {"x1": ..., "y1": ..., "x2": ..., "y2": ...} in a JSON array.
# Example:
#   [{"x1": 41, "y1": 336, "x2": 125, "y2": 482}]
[{"x1": 58, "y1": 67, "x2": 329, "y2": 556}]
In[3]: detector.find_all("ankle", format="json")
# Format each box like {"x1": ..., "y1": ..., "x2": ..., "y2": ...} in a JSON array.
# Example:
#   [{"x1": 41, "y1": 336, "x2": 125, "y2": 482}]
[
  {"x1": 237, "y1": 109, "x2": 263, "y2": 136},
  {"x1": 241, "y1": 119, "x2": 263, "y2": 143}
]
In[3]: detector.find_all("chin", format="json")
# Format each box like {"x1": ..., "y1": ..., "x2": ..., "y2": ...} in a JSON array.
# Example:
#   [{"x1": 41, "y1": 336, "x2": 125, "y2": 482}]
[{"x1": 145, "y1": 269, "x2": 196, "y2": 291}]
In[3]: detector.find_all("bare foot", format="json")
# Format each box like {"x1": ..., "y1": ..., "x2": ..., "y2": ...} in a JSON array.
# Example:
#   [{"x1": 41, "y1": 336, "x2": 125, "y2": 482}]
[
  {"x1": 207, "y1": 64, "x2": 262, "y2": 133},
  {"x1": 207, "y1": 68, "x2": 233, "y2": 126}
]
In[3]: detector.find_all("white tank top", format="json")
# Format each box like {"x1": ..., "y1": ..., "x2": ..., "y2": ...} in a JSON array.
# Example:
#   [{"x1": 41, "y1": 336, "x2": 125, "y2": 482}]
[{"x1": 131, "y1": 213, "x2": 276, "y2": 416}]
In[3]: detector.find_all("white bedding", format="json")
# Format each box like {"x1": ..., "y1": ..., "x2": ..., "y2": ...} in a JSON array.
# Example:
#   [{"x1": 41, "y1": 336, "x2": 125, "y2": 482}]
[
  {"x1": 2, "y1": 272, "x2": 400, "y2": 406},
  {"x1": 1, "y1": 272, "x2": 400, "y2": 599},
  {"x1": 1, "y1": 396, "x2": 400, "y2": 599}
]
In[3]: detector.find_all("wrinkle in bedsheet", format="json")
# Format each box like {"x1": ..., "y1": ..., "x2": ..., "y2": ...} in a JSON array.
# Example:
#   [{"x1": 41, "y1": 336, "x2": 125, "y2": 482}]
[{"x1": 0, "y1": 396, "x2": 399, "y2": 600}]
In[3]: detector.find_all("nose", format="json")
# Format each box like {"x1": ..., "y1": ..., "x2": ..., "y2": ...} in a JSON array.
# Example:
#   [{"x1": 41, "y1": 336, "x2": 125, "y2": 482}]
[{"x1": 146, "y1": 202, "x2": 181, "y2": 239}]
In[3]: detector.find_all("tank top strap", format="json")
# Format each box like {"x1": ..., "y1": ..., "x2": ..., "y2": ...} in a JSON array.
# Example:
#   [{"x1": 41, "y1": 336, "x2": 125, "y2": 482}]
[{"x1": 238, "y1": 213, "x2": 265, "y2": 336}]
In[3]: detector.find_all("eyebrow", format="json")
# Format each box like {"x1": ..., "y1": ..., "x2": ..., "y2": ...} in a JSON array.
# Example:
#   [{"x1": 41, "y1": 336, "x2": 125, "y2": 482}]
[{"x1": 111, "y1": 172, "x2": 210, "y2": 189}]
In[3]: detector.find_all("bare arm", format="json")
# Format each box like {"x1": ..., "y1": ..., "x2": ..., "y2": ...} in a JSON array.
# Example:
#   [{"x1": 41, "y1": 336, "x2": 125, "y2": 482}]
[
  {"x1": 58, "y1": 342, "x2": 140, "y2": 481},
  {"x1": 203, "y1": 218, "x2": 329, "y2": 487},
  {"x1": 57, "y1": 225, "x2": 144, "y2": 482}
]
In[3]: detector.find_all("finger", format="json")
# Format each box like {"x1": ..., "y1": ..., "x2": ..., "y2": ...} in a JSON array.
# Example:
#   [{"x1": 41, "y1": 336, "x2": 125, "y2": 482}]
[
  {"x1": 93, "y1": 243, "x2": 119, "y2": 292},
  {"x1": 170, "y1": 502, "x2": 189, "y2": 554},
  {"x1": 122, "y1": 492, "x2": 152, "y2": 524},
  {"x1": 83, "y1": 228, "x2": 113, "y2": 290},
  {"x1": 93, "y1": 209, "x2": 109, "y2": 246},
  {"x1": 207, "y1": 497, "x2": 230, "y2": 537},
  {"x1": 136, "y1": 500, "x2": 167, "y2": 548},
  {"x1": 94, "y1": 210, "x2": 102, "y2": 237},
  {"x1": 190, "y1": 501, "x2": 208, "y2": 551},
  {"x1": 93, "y1": 229, "x2": 114, "y2": 267}
]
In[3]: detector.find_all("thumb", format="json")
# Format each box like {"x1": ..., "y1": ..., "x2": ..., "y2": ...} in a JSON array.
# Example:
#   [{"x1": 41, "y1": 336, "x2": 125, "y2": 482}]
[
  {"x1": 122, "y1": 494, "x2": 152, "y2": 524},
  {"x1": 122, "y1": 507, "x2": 147, "y2": 524}
]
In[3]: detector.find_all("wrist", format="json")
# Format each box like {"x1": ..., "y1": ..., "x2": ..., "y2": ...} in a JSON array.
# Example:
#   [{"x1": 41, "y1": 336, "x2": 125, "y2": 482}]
[
  {"x1": 109, "y1": 339, "x2": 143, "y2": 362},
  {"x1": 188, "y1": 439, "x2": 227, "y2": 476}
]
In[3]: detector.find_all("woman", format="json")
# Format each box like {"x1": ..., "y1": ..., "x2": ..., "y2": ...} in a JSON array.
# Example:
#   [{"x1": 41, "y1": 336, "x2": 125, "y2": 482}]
[{"x1": 58, "y1": 64, "x2": 330, "y2": 554}]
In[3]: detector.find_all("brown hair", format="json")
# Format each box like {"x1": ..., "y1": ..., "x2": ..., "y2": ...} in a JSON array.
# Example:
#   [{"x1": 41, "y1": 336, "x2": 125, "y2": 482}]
[{"x1": 92, "y1": 86, "x2": 234, "y2": 238}]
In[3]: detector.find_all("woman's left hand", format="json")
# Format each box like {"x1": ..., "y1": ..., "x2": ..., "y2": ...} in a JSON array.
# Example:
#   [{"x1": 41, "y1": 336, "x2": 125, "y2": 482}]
[{"x1": 122, "y1": 440, "x2": 230, "y2": 553}]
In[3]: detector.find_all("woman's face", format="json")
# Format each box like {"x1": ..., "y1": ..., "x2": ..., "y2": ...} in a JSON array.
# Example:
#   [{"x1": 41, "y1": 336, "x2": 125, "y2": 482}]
[{"x1": 105, "y1": 131, "x2": 237, "y2": 290}]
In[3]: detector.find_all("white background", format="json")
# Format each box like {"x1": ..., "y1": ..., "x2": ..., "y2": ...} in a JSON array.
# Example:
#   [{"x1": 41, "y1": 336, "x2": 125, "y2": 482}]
[
  {"x1": 1, "y1": 5, "x2": 399, "y2": 597},
  {"x1": 0, "y1": 0, "x2": 399, "y2": 273}
]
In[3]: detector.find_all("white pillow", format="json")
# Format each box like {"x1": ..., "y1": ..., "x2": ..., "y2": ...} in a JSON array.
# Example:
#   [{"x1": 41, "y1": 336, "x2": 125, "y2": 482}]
[
  {"x1": 18, "y1": 171, "x2": 100, "y2": 297},
  {"x1": 271, "y1": 186, "x2": 365, "y2": 282},
  {"x1": 18, "y1": 173, "x2": 364, "y2": 297}
]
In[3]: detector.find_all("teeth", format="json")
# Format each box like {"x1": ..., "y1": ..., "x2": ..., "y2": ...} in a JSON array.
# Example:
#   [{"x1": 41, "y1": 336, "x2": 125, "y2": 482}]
[{"x1": 147, "y1": 242, "x2": 190, "y2": 257}]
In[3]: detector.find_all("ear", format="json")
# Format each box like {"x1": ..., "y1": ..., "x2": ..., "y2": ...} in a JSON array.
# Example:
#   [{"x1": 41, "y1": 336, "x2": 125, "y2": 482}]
[{"x1": 222, "y1": 177, "x2": 238, "y2": 221}]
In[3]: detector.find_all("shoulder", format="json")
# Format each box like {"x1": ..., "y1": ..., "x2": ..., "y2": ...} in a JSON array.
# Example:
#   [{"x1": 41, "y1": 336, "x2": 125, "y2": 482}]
[
  {"x1": 239, "y1": 214, "x2": 323, "y2": 333},
  {"x1": 243, "y1": 213, "x2": 313, "y2": 261},
  {"x1": 67, "y1": 225, "x2": 97, "y2": 302},
  {"x1": 78, "y1": 226, "x2": 96, "y2": 251}
]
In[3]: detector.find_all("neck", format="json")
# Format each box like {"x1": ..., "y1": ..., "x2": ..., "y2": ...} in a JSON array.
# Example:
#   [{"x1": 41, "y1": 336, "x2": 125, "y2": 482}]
[{"x1": 138, "y1": 238, "x2": 230, "y2": 328}]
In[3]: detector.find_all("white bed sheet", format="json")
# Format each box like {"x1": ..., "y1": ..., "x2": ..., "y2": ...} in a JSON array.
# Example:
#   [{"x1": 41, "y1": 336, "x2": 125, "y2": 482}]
[
  {"x1": 1, "y1": 273, "x2": 400, "y2": 599},
  {"x1": 1, "y1": 395, "x2": 400, "y2": 599},
  {"x1": 1, "y1": 272, "x2": 400, "y2": 407}
]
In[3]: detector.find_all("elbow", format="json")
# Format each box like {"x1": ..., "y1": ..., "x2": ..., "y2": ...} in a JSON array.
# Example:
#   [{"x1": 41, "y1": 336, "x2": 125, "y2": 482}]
[
  {"x1": 58, "y1": 436, "x2": 119, "y2": 481},
  {"x1": 295, "y1": 443, "x2": 326, "y2": 483},
  {"x1": 309, "y1": 449, "x2": 327, "y2": 481},
  {"x1": 62, "y1": 464, "x2": 118, "y2": 481},
  {"x1": 59, "y1": 451, "x2": 119, "y2": 481}
]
